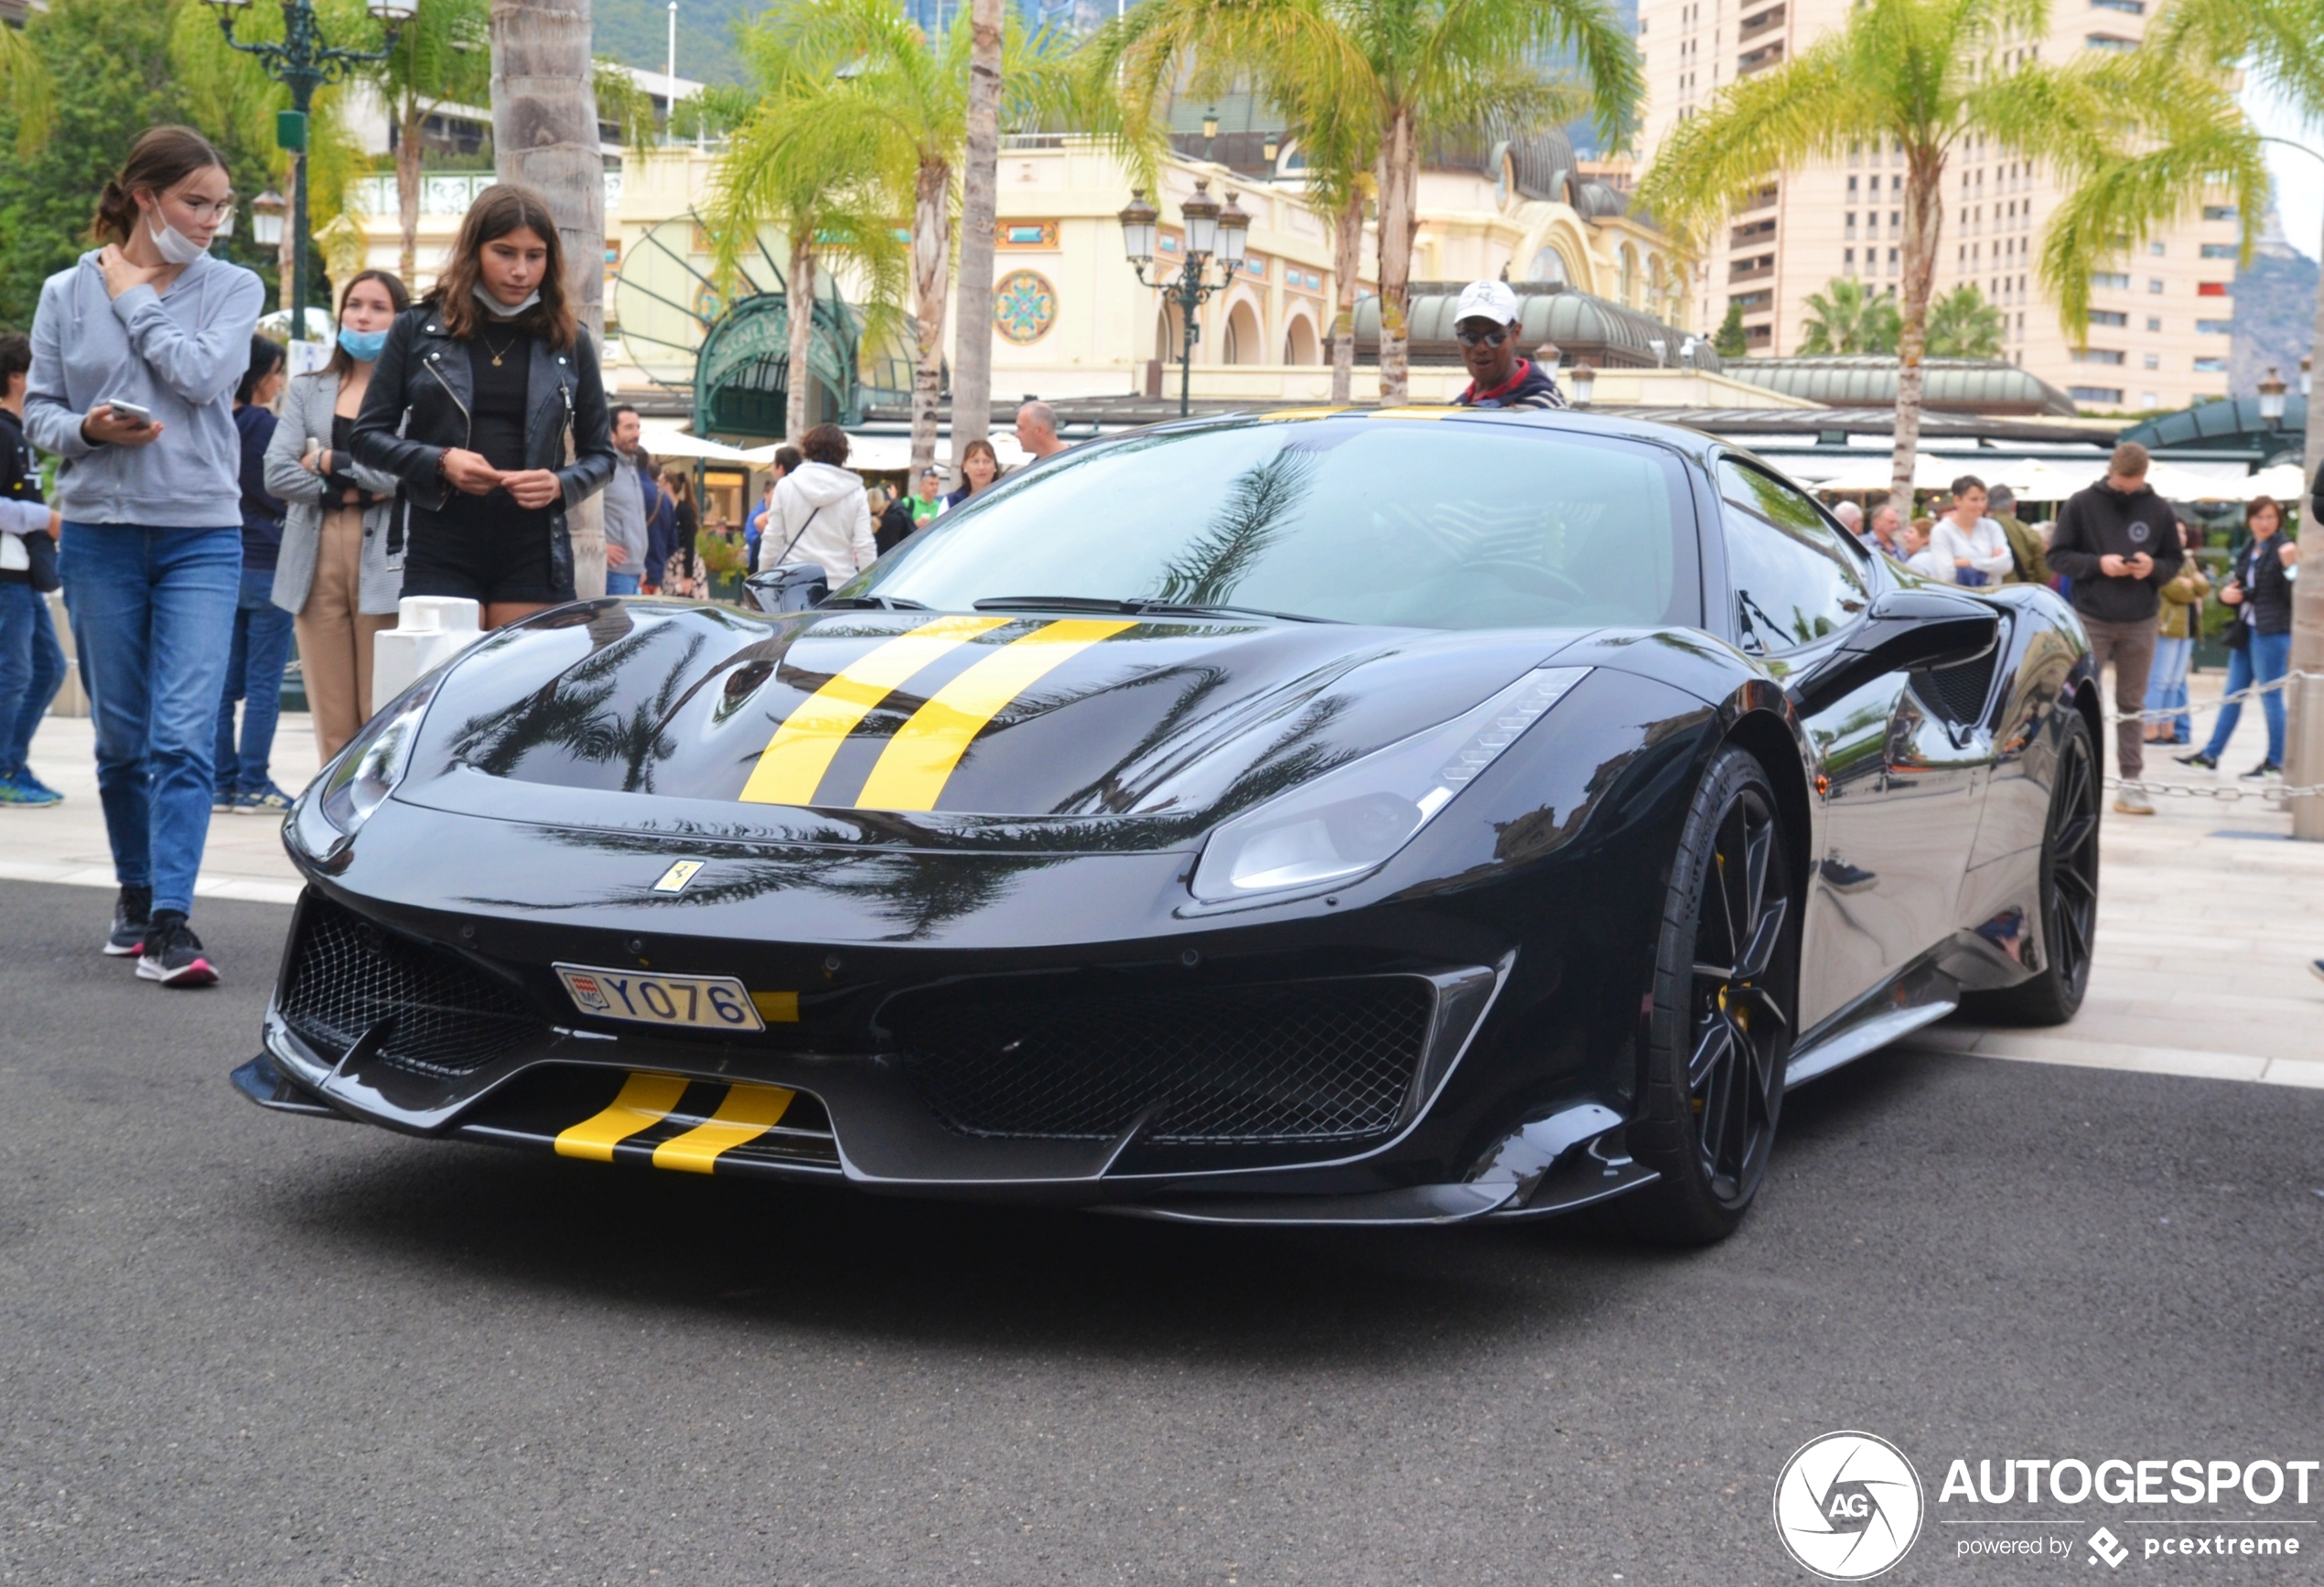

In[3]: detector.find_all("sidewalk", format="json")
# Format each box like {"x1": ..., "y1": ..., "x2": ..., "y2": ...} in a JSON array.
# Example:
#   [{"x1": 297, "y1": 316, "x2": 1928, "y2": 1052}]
[{"x1": 5, "y1": 670, "x2": 2319, "y2": 1085}]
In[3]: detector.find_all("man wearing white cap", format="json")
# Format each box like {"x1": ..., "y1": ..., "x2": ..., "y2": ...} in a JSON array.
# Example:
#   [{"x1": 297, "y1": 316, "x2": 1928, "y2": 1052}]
[{"x1": 1449, "y1": 279, "x2": 1566, "y2": 410}]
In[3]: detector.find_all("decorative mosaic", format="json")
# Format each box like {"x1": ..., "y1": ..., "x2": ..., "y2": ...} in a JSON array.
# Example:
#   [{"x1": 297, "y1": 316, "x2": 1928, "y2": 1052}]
[
  {"x1": 992, "y1": 269, "x2": 1059, "y2": 344},
  {"x1": 996, "y1": 220, "x2": 1060, "y2": 250}
]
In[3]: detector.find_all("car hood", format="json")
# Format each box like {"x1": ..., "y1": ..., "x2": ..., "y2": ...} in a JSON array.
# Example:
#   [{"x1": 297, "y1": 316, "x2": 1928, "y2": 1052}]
[{"x1": 398, "y1": 601, "x2": 1593, "y2": 844}]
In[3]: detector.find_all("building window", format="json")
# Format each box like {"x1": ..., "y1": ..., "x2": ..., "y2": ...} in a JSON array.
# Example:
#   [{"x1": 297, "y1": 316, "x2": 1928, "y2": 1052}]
[
  {"x1": 2072, "y1": 348, "x2": 2126, "y2": 365},
  {"x1": 2069, "y1": 386, "x2": 2125, "y2": 403},
  {"x1": 2154, "y1": 278, "x2": 2172, "y2": 294},
  {"x1": 2193, "y1": 357, "x2": 2227, "y2": 372},
  {"x1": 2148, "y1": 240, "x2": 2166, "y2": 255},
  {"x1": 2091, "y1": 0, "x2": 2144, "y2": 10},
  {"x1": 2088, "y1": 309, "x2": 2126, "y2": 326},
  {"x1": 2196, "y1": 282, "x2": 2229, "y2": 296},
  {"x1": 2092, "y1": 271, "x2": 2130, "y2": 290},
  {"x1": 2202, "y1": 204, "x2": 2237, "y2": 221},
  {"x1": 2144, "y1": 353, "x2": 2160, "y2": 369},
  {"x1": 1888, "y1": 210, "x2": 1900, "y2": 237},
  {"x1": 1847, "y1": 176, "x2": 1859, "y2": 198},
  {"x1": 1845, "y1": 211, "x2": 1857, "y2": 238},
  {"x1": 1888, "y1": 248, "x2": 1899, "y2": 273},
  {"x1": 2199, "y1": 242, "x2": 2237, "y2": 259},
  {"x1": 2195, "y1": 318, "x2": 2233, "y2": 334},
  {"x1": 2085, "y1": 33, "x2": 2136, "y2": 48},
  {"x1": 1844, "y1": 247, "x2": 1856, "y2": 272},
  {"x1": 2146, "y1": 316, "x2": 2161, "y2": 331}
]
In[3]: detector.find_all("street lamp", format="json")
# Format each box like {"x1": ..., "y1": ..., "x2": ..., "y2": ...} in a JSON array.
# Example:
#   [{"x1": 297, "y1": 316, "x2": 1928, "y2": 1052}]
[
  {"x1": 2258, "y1": 366, "x2": 2286, "y2": 428},
  {"x1": 1120, "y1": 178, "x2": 1250, "y2": 418},
  {"x1": 1569, "y1": 360, "x2": 1596, "y2": 408},
  {"x1": 205, "y1": 0, "x2": 407, "y2": 332},
  {"x1": 2302, "y1": 355, "x2": 2312, "y2": 400},
  {"x1": 250, "y1": 189, "x2": 287, "y2": 249}
]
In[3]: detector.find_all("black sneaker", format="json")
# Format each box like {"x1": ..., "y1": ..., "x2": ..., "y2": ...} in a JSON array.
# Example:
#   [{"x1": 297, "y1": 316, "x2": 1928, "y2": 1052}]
[
  {"x1": 2176, "y1": 750, "x2": 2217, "y2": 770},
  {"x1": 2242, "y1": 761, "x2": 2282, "y2": 781},
  {"x1": 104, "y1": 885, "x2": 152, "y2": 957},
  {"x1": 135, "y1": 911, "x2": 218, "y2": 987}
]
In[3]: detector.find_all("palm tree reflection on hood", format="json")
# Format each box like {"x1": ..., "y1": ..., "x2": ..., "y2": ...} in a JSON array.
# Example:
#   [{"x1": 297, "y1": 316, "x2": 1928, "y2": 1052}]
[
  {"x1": 1149, "y1": 448, "x2": 1319, "y2": 608},
  {"x1": 447, "y1": 620, "x2": 709, "y2": 795}
]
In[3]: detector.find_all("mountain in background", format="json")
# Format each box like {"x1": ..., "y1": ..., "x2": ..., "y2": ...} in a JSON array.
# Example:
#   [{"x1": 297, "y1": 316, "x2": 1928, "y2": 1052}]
[
  {"x1": 2230, "y1": 206, "x2": 2317, "y2": 400},
  {"x1": 595, "y1": 0, "x2": 756, "y2": 86}
]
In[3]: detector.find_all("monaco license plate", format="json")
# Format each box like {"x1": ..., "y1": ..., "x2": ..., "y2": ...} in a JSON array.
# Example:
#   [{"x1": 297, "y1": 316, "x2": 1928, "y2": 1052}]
[{"x1": 554, "y1": 964, "x2": 766, "y2": 1034}]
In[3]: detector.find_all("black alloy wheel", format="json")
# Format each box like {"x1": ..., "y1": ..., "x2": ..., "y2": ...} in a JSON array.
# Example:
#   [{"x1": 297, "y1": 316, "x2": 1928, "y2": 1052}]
[
  {"x1": 1964, "y1": 710, "x2": 2098, "y2": 1025},
  {"x1": 1622, "y1": 745, "x2": 1799, "y2": 1245}
]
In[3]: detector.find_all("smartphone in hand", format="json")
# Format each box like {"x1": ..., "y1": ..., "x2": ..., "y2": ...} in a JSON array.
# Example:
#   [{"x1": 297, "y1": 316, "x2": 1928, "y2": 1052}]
[{"x1": 102, "y1": 399, "x2": 154, "y2": 425}]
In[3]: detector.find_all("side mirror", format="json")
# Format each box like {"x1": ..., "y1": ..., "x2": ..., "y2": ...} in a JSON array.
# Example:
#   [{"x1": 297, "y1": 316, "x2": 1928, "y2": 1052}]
[
  {"x1": 743, "y1": 563, "x2": 831, "y2": 614},
  {"x1": 1787, "y1": 587, "x2": 1999, "y2": 714}
]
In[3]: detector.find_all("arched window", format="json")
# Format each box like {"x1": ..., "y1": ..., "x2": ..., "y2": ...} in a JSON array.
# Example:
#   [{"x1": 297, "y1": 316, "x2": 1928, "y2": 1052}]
[
  {"x1": 1223, "y1": 300, "x2": 1264, "y2": 365},
  {"x1": 1525, "y1": 246, "x2": 1569, "y2": 285},
  {"x1": 1283, "y1": 314, "x2": 1319, "y2": 364}
]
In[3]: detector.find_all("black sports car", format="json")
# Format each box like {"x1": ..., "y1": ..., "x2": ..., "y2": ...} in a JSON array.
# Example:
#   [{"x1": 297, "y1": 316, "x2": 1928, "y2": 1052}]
[{"x1": 234, "y1": 408, "x2": 2100, "y2": 1241}]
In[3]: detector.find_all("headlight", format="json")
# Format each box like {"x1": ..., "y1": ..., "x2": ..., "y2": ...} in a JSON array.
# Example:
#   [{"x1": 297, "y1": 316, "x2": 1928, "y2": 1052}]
[
  {"x1": 314, "y1": 670, "x2": 447, "y2": 838},
  {"x1": 1190, "y1": 667, "x2": 1589, "y2": 904}
]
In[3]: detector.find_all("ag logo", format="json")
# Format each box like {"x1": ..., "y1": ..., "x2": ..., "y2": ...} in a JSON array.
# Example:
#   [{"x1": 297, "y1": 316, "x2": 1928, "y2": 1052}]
[
  {"x1": 2128, "y1": 519, "x2": 2153, "y2": 544},
  {"x1": 1773, "y1": 1431, "x2": 1924, "y2": 1580}
]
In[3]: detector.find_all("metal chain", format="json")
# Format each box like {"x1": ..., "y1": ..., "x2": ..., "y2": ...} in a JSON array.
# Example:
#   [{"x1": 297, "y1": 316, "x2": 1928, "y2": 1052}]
[
  {"x1": 2103, "y1": 669, "x2": 2324, "y2": 725},
  {"x1": 2104, "y1": 777, "x2": 2324, "y2": 804}
]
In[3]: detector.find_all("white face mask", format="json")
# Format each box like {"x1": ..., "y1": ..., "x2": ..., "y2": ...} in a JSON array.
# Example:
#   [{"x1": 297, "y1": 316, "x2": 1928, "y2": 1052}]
[
  {"x1": 473, "y1": 284, "x2": 541, "y2": 318},
  {"x1": 146, "y1": 210, "x2": 208, "y2": 266}
]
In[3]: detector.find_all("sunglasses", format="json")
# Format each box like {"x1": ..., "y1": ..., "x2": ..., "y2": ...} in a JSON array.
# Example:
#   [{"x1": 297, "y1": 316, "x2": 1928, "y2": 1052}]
[{"x1": 1455, "y1": 325, "x2": 1512, "y2": 348}]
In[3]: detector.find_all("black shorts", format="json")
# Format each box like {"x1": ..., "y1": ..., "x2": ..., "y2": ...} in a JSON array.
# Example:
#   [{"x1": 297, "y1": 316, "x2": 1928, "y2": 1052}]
[{"x1": 401, "y1": 507, "x2": 568, "y2": 605}]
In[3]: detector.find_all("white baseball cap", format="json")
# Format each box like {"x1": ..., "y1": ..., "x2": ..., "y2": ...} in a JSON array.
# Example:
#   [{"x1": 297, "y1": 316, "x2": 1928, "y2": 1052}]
[{"x1": 1455, "y1": 278, "x2": 1520, "y2": 326}]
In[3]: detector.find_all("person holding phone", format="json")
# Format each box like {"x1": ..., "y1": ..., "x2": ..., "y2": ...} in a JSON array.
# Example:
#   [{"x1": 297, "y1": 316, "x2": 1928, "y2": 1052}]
[
  {"x1": 2179, "y1": 494, "x2": 2299, "y2": 777},
  {"x1": 25, "y1": 125, "x2": 265, "y2": 986},
  {"x1": 264, "y1": 268, "x2": 411, "y2": 763},
  {"x1": 350, "y1": 185, "x2": 616, "y2": 630}
]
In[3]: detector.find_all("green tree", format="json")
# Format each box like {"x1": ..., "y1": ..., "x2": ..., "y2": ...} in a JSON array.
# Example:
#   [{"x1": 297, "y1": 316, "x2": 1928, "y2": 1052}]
[
  {"x1": 1636, "y1": 0, "x2": 2265, "y2": 514},
  {"x1": 0, "y1": 22, "x2": 56, "y2": 157},
  {"x1": 1925, "y1": 282, "x2": 2005, "y2": 357},
  {"x1": 1093, "y1": 0, "x2": 1640, "y2": 405},
  {"x1": 724, "y1": 0, "x2": 1147, "y2": 473},
  {"x1": 365, "y1": 0, "x2": 492, "y2": 290},
  {"x1": 1798, "y1": 277, "x2": 1901, "y2": 354},
  {"x1": 1713, "y1": 299, "x2": 1748, "y2": 358}
]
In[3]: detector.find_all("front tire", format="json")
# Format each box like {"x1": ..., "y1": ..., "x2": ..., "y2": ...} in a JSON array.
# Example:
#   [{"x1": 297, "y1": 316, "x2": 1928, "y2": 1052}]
[
  {"x1": 1621, "y1": 745, "x2": 1800, "y2": 1246},
  {"x1": 1961, "y1": 709, "x2": 2098, "y2": 1026}
]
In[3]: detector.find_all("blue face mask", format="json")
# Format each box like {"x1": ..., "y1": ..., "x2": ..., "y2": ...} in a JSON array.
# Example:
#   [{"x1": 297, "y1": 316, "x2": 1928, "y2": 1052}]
[{"x1": 338, "y1": 327, "x2": 389, "y2": 362}]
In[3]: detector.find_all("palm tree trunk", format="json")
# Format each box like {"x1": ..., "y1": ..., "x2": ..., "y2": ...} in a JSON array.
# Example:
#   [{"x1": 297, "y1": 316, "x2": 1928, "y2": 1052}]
[
  {"x1": 951, "y1": 0, "x2": 1006, "y2": 453},
  {"x1": 910, "y1": 157, "x2": 952, "y2": 483},
  {"x1": 491, "y1": 0, "x2": 607, "y2": 598},
  {"x1": 2289, "y1": 213, "x2": 2324, "y2": 838},
  {"x1": 276, "y1": 156, "x2": 298, "y2": 315},
  {"x1": 1329, "y1": 186, "x2": 1362, "y2": 404},
  {"x1": 1375, "y1": 109, "x2": 1418, "y2": 406},
  {"x1": 396, "y1": 105, "x2": 423, "y2": 290},
  {"x1": 785, "y1": 234, "x2": 817, "y2": 443},
  {"x1": 1888, "y1": 146, "x2": 1943, "y2": 519}
]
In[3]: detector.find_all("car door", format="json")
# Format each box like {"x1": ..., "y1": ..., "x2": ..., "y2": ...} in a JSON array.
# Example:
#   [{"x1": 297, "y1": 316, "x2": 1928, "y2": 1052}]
[{"x1": 1713, "y1": 459, "x2": 1986, "y2": 1032}]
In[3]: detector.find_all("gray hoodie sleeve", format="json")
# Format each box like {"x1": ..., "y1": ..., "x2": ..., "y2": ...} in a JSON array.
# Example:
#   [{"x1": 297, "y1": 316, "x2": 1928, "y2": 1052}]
[
  {"x1": 111, "y1": 268, "x2": 265, "y2": 407},
  {"x1": 25, "y1": 274, "x2": 94, "y2": 461}
]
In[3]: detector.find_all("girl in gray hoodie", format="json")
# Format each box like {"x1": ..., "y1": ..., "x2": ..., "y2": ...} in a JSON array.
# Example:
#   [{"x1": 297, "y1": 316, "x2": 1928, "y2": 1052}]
[{"x1": 25, "y1": 125, "x2": 265, "y2": 987}]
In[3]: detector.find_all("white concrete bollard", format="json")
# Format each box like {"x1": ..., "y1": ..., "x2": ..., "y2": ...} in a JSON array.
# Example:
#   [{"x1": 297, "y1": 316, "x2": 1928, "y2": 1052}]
[{"x1": 371, "y1": 595, "x2": 482, "y2": 706}]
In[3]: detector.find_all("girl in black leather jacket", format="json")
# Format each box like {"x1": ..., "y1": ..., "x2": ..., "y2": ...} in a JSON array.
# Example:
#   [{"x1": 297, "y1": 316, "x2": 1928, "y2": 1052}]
[{"x1": 350, "y1": 184, "x2": 617, "y2": 628}]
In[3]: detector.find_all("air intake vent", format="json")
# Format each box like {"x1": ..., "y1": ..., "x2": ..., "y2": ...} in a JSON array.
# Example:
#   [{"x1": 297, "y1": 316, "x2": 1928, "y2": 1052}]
[{"x1": 280, "y1": 895, "x2": 542, "y2": 1078}]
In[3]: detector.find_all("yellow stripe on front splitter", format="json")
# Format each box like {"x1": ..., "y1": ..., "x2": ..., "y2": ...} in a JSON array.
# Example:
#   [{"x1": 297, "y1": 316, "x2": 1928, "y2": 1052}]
[
  {"x1": 554, "y1": 1071, "x2": 690, "y2": 1162},
  {"x1": 737, "y1": 614, "x2": 1009, "y2": 805},
  {"x1": 853, "y1": 618, "x2": 1136, "y2": 811},
  {"x1": 651, "y1": 1083, "x2": 796, "y2": 1174}
]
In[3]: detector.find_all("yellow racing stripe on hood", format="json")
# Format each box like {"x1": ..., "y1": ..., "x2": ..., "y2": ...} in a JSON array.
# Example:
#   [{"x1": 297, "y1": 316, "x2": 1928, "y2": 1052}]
[
  {"x1": 738, "y1": 615, "x2": 1009, "y2": 805},
  {"x1": 853, "y1": 618, "x2": 1137, "y2": 811}
]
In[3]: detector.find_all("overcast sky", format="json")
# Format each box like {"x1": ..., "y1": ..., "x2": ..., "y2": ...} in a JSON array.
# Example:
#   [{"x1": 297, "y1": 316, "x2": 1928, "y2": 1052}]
[{"x1": 2244, "y1": 78, "x2": 2322, "y2": 261}]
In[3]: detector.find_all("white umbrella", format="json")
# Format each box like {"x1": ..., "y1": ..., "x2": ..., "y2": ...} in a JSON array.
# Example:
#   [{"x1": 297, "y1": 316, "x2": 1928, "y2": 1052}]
[
  {"x1": 638, "y1": 421, "x2": 755, "y2": 464},
  {"x1": 1807, "y1": 452, "x2": 1964, "y2": 493},
  {"x1": 2237, "y1": 462, "x2": 2307, "y2": 502},
  {"x1": 1985, "y1": 458, "x2": 2095, "y2": 503}
]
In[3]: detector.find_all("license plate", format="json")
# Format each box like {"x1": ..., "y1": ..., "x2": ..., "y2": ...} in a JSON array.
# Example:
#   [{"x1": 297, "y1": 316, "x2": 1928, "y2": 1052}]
[{"x1": 554, "y1": 964, "x2": 766, "y2": 1033}]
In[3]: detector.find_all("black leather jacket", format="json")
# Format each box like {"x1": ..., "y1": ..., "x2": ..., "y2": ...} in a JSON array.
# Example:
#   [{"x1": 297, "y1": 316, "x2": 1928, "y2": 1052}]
[{"x1": 350, "y1": 303, "x2": 618, "y2": 595}]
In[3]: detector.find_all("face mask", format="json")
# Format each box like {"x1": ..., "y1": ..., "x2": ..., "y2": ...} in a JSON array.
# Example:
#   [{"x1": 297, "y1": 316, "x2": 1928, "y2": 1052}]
[
  {"x1": 147, "y1": 211, "x2": 208, "y2": 266},
  {"x1": 338, "y1": 327, "x2": 389, "y2": 362},
  {"x1": 473, "y1": 284, "x2": 541, "y2": 318}
]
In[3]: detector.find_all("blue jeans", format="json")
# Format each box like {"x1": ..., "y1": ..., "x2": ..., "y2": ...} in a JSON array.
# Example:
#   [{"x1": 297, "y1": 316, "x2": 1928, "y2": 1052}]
[
  {"x1": 2200, "y1": 628, "x2": 2293, "y2": 766},
  {"x1": 0, "y1": 580, "x2": 67, "y2": 773},
  {"x1": 59, "y1": 523, "x2": 242, "y2": 918},
  {"x1": 606, "y1": 570, "x2": 640, "y2": 596},
  {"x1": 2145, "y1": 635, "x2": 2193, "y2": 743},
  {"x1": 213, "y1": 565, "x2": 295, "y2": 793}
]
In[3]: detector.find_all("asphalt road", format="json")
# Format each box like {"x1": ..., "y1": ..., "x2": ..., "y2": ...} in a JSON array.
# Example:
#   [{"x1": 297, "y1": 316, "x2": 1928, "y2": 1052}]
[{"x1": 3, "y1": 878, "x2": 2319, "y2": 1586}]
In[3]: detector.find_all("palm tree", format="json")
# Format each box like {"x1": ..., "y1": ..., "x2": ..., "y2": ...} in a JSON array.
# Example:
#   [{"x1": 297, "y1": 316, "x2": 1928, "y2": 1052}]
[
  {"x1": 1924, "y1": 283, "x2": 2005, "y2": 358},
  {"x1": 2151, "y1": 0, "x2": 2324, "y2": 835},
  {"x1": 954, "y1": 0, "x2": 1007, "y2": 454},
  {"x1": 1798, "y1": 277, "x2": 1901, "y2": 355},
  {"x1": 366, "y1": 0, "x2": 491, "y2": 289},
  {"x1": 1094, "y1": 0, "x2": 1639, "y2": 405},
  {"x1": 705, "y1": 47, "x2": 908, "y2": 442},
  {"x1": 1637, "y1": 0, "x2": 2265, "y2": 514},
  {"x1": 0, "y1": 20, "x2": 55, "y2": 158},
  {"x1": 726, "y1": 0, "x2": 1149, "y2": 476}
]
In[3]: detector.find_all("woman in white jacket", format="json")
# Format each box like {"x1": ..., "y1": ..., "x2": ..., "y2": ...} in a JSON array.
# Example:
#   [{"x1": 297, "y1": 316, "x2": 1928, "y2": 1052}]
[
  {"x1": 757, "y1": 423, "x2": 876, "y2": 584},
  {"x1": 1929, "y1": 475, "x2": 2015, "y2": 587}
]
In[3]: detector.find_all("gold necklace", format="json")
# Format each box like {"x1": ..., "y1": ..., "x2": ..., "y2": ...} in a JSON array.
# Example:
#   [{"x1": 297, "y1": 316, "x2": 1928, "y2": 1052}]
[{"x1": 480, "y1": 328, "x2": 519, "y2": 367}]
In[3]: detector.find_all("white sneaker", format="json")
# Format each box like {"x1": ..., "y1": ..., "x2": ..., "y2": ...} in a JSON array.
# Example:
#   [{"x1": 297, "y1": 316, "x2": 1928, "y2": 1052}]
[{"x1": 2113, "y1": 787, "x2": 2156, "y2": 815}]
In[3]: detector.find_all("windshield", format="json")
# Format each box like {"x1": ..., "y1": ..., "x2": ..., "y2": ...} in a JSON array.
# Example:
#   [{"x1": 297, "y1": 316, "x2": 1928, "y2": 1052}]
[{"x1": 852, "y1": 417, "x2": 1700, "y2": 631}]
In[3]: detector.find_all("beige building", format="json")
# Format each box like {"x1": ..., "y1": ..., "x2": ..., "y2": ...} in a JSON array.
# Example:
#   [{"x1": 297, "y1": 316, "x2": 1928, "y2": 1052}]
[{"x1": 1635, "y1": 0, "x2": 2243, "y2": 412}]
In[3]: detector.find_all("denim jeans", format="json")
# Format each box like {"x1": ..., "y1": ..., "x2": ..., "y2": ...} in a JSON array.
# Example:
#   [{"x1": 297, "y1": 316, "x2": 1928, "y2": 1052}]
[
  {"x1": 213, "y1": 564, "x2": 295, "y2": 793},
  {"x1": 2145, "y1": 635, "x2": 2193, "y2": 743},
  {"x1": 2200, "y1": 628, "x2": 2293, "y2": 766},
  {"x1": 59, "y1": 523, "x2": 242, "y2": 917},
  {"x1": 606, "y1": 570, "x2": 641, "y2": 596},
  {"x1": 0, "y1": 580, "x2": 67, "y2": 773}
]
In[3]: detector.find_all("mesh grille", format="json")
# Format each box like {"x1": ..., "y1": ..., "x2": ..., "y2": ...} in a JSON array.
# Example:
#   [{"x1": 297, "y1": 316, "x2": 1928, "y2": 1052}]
[
  {"x1": 281, "y1": 895, "x2": 543, "y2": 1078},
  {"x1": 884, "y1": 977, "x2": 1434, "y2": 1145},
  {"x1": 1914, "y1": 650, "x2": 1996, "y2": 725}
]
